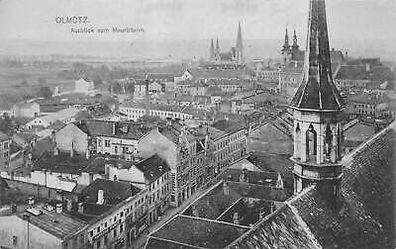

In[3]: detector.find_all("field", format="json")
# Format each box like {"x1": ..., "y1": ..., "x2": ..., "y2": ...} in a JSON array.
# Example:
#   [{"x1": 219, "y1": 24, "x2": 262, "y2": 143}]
[{"x1": 0, "y1": 62, "x2": 75, "y2": 109}]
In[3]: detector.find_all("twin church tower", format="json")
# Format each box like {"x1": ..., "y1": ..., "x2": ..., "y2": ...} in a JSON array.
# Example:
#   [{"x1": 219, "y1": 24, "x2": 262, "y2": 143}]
[
  {"x1": 206, "y1": 0, "x2": 345, "y2": 198},
  {"x1": 209, "y1": 21, "x2": 243, "y2": 64}
]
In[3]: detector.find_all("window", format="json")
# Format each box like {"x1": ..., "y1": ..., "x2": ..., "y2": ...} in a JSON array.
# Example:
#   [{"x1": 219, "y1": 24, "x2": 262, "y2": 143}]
[
  {"x1": 89, "y1": 231, "x2": 93, "y2": 237},
  {"x1": 120, "y1": 224, "x2": 124, "y2": 233},
  {"x1": 105, "y1": 140, "x2": 110, "y2": 147},
  {"x1": 97, "y1": 227, "x2": 100, "y2": 233},
  {"x1": 114, "y1": 229, "x2": 117, "y2": 238}
]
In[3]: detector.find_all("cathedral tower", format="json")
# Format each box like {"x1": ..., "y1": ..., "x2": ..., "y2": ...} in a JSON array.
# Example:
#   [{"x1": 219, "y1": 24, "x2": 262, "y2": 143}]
[
  {"x1": 290, "y1": 0, "x2": 345, "y2": 198},
  {"x1": 292, "y1": 29, "x2": 299, "y2": 50},
  {"x1": 210, "y1": 38, "x2": 215, "y2": 60},
  {"x1": 281, "y1": 27, "x2": 291, "y2": 64},
  {"x1": 235, "y1": 21, "x2": 243, "y2": 63}
]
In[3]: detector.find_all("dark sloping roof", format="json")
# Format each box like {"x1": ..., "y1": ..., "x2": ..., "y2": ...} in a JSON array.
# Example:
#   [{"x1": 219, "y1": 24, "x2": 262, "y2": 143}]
[
  {"x1": 135, "y1": 154, "x2": 171, "y2": 183},
  {"x1": 335, "y1": 65, "x2": 394, "y2": 83},
  {"x1": 289, "y1": 186, "x2": 382, "y2": 249},
  {"x1": 150, "y1": 215, "x2": 249, "y2": 249},
  {"x1": 227, "y1": 204, "x2": 321, "y2": 249},
  {"x1": 81, "y1": 179, "x2": 141, "y2": 205},
  {"x1": 290, "y1": 0, "x2": 344, "y2": 111},
  {"x1": 77, "y1": 120, "x2": 152, "y2": 140},
  {"x1": 234, "y1": 122, "x2": 396, "y2": 249},
  {"x1": 0, "y1": 131, "x2": 8, "y2": 141}
]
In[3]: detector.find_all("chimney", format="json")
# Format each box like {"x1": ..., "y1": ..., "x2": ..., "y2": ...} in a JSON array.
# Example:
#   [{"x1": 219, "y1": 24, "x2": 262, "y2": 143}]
[
  {"x1": 66, "y1": 199, "x2": 73, "y2": 212},
  {"x1": 97, "y1": 189, "x2": 104, "y2": 205},
  {"x1": 78, "y1": 202, "x2": 84, "y2": 214},
  {"x1": 55, "y1": 203, "x2": 63, "y2": 213},
  {"x1": 239, "y1": 168, "x2": 249, "y2": 183},
  {"x1": 366, "y1": 63, "x2": 371, "y2": 72},
  {"x1": 233, "y1": 212, "x2": 240, "y2": 225},
  {"x1": 70, "y1": 141, "x2": 74, "y2": 158},
  {"x1": 85, "y1": 149, "x2": 90, "y2": 159},
  {"x1": 112, "y1": 122, "x2": 116, "y2": 136},
  {"x1": 28, "y1": 196, "x2": 35, "y2": 206},
  {"x1": 223, "y1": 181, "x2": 230, "y2": 196},
  {"x1": 54, "y1": 147, "x2": 59, "y2": 156},
  {"x1": 89, "y1": 172, "x2": 94, "y2": 184}
]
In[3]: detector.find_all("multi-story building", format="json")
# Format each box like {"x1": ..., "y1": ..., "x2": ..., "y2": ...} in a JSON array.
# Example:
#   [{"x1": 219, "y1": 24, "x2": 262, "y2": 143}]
[
  {"x1": 138, "y1": 123, "x2": 200, "y2": 207},
  {"x1": 75, "y1": 78, "x2": 96, "y2": 96},
  {"x1": 107, "y1": 154, "x2": 172, "y2": 225},
  {"x1": 119, "y1": 103, "x2": 193, "y2": 122},
  {"x1": 334, "y1": 58, "x2": 394, "y2": 90},
  {"x1": 346, "y1": 93, "x2": 391, "y2": 119},
  {"x1": 0, "y1": 203, "x2": 89, "y2": 249},
  {"x1": 55, "y1": 120, "x2": 156, "y2": 160},
  {"x1": 81, "y1": 179, "x2": 147, "y2": 248},
  {"x1": 12, "y1": 102, "x2": 40, "y2": 118},
  {"x1": 0, "y1": 131, "x2": 10, "y2": 165}
]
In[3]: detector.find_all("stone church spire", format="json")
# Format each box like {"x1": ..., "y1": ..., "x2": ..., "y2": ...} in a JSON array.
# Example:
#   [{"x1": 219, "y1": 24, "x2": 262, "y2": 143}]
[
  {"x1": 235, "y1": 21, "x2": 243, "y2": 63},
  {"x1": 282, "y1": 26, "x2": 290, "y2": 52},
  {"x1": 290, "y1": 0, "x2": 344, "y2": 111},
  {"x1": 210, "y1": 38, "x2": 215, "y2": 59},
  {"x1": 292, "y1": 29, "x2": 299, "y2": 49},
  {"x1": 290, "y1": 0, "x2": 345, "y2": 199}
]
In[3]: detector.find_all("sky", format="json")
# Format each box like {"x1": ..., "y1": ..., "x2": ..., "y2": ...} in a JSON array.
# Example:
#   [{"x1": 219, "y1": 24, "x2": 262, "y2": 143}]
[{"x1": 0, "y1": 0, "x2": 395, "y2": 59}]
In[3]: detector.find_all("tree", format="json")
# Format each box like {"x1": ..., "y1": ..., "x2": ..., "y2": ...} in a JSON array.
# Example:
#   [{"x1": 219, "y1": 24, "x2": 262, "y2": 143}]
[
  {"x1": 37, "y1": 77, "x2": 47, "y2": 84},
  {"x1": 37, "y1": 86, "x2": 52, "y2": 98}
]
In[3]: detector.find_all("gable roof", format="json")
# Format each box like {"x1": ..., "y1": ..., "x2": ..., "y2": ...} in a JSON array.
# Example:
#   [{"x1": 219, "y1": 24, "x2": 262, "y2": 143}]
[
  {"x1": 77, "y1": 120, "x2": 152, "y2": 140},
  {"x1": 81, "y1": 179, "x2": 141, "y2": 205},
  {"x1": 134, "y1": 154, "x2": 171, "y2": 183}
]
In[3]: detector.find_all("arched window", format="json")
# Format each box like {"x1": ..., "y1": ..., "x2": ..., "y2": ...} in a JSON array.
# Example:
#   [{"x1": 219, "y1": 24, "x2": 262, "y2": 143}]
[
  {"x1": 306, "y1": 124, "x2": 317, "y2": 159},
  {"x1": 325, "y1": 124, "x2": 333, "y2": 159},
  {"x1": 295, "y1": 123, "x2": 301, "y2": 159}
]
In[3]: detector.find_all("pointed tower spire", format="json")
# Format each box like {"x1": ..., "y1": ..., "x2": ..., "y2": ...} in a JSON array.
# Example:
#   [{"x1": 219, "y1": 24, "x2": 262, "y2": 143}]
[
  {"x1": 236, "y1": 21, "x2": 243, "y2": 63},
  {"x1": 290, "y1": 0, "x2": 344, "y2": 111},
  {"x1": 290, "y1": 0, "x2": 344, "y2": 199},
  {"x1": 282, "y1": 26, "x2": 290, "y2": 51},
  {"x1": 292, "y1": 28, "x2": 299, "y2": 49},
  {"x1": 210, "y1": 38, "x2": 215, "y2": 59}
]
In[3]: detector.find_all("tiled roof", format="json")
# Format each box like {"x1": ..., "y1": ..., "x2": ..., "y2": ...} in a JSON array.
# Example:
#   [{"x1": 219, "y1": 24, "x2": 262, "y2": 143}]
[
  {"x1": 77, "y1": 120, "x2": 152, "y2": 140},
  {"x1": 226, "y1": 203, "x2": 321, "y2": 249},
  {"x1": 81, "y1": 179, "x2": 141, "y2": 205},
  {"x1": 135, "y1": 154, "x2": 171, "y2": 183},
  {"x1": 235, "y1": 122, "x2": 396, "y2": 248},
  {"x1": 212, "y1": 119, "x2": 245, "y2": 133},
  {"x1": 146, "y1": 73, "x2": 175, "y2": 82},
  {"x1": 335, "y1": 64, "x2": 394, "y2": 83},
  {"x1": 18, "y1": 205, "x2": 87, "y2": 239},
  {"x1": 187, "y1": 68, "x2": 250, "y2": 79},
  {"x1": 289, "y1": 0, "x2": 344, "y2": 111},
  {"x1": 34, "y1": 152, "x2": 93, "y2": 174},
  {"x1": 149, "y1": 215, "x2": 249, "y2": 249},
  {"x1": 0, "y1": 131, "x2": 8, "y2": 141}
]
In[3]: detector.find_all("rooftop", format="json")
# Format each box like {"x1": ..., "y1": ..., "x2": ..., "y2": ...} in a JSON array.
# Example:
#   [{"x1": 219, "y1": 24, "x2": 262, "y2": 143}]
[
  {"x1": 148, "y1": 215, "x2": 249, "y2": 249},
  {"x1": 0, "y1": 131, "x2": 8, "y2": 141},
  {"x1": 77, "y1": 120, "x2": 152, "y2": 140},
  {"x1": 17, "y1": 205, "x2": 87, "y2": 240},
  {"x1": 289, "y1": 0, "x2": 344, "y2": 111},
  {"x1": 134, "y1": 154, "x2": 171, "y2": 183},
  {"x1": 81, "y1": 178, "x2": 141, "y2": 205}
]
